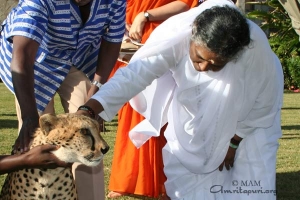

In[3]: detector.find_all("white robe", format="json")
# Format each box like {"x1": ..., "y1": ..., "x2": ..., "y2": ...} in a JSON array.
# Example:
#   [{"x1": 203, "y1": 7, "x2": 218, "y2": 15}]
[{"x1": 92, "y1": 0, "x2": 283, "y2": 199}]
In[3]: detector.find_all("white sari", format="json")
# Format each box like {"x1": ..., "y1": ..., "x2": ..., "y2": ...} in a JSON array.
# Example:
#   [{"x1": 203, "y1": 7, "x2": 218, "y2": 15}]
[{"x1": 92, "y1": 0, "x2": 283, "y2": 199}]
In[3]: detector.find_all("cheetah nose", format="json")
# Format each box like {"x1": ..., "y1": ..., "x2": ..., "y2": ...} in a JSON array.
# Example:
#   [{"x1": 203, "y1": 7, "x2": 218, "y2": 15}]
[{"x1": 101, "y1": 146, "x2": 109, "y2": 154}]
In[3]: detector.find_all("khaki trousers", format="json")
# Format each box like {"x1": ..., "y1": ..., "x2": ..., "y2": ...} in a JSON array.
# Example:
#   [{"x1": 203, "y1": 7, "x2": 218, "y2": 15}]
[
  {"x1": 279, "y1": 0, "x2": 300, "y2": 39},
  {"x1": 15, "y1": 66, "x2": 105, "y2": 200}
]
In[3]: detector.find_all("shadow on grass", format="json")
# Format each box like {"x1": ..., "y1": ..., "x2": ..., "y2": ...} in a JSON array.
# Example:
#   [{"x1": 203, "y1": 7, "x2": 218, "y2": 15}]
[
  {"x1": 281, "y1": 125, "x2": 300, "y2": 130},
  {"x1": 281, "y1": 107, "x2": 300, "y2": 110},
  {"x1": 0, "y1": 114, "x2": 16, "y2": 117},
  {"x1": 277, "y1": 171, "x2": 300, "y2": 200},
  {"x1": 281, "y1": 137, "x2": 300, "y2": 140},
  {"x1": 108, "y1": 122, "x2": 118, "y2": 127},
  {"x1": 111, "y1": 118, "x2": 118, "y2": 122},
  {"x1": 106, "y1": 118, "x2": 118, "y2": 127},
  {"x1": 0, "y1": 119, "x2": 18, "y2": 129}
]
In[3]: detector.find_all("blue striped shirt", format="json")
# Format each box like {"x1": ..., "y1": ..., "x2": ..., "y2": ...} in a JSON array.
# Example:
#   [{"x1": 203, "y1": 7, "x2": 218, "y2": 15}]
[{"x1": 0, "y1": 0, "x2": 126, "y2": 112}]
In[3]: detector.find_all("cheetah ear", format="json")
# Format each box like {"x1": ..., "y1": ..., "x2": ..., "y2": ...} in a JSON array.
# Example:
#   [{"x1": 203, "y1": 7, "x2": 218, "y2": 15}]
[{"x1": 39, "y1": 114, "x2": 59, "y2": 135}]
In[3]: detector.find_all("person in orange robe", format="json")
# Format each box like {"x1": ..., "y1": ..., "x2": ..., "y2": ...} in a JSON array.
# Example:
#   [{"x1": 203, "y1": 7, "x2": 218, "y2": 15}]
[{"x1": 107, "y1": 0, "x2": 199, "y2": 199}]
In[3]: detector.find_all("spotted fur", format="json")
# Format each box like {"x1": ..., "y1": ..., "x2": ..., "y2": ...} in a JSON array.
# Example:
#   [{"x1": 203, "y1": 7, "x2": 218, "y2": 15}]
[{"x1": 0, "y1": 113, "x2": 109, "y2": 200}]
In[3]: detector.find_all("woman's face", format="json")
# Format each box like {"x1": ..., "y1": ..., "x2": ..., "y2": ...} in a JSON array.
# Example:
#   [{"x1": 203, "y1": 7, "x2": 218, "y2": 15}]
[
  {"x1": 189, "y1": 41, "x2": 228, "y2": 72},
  {"x1": 72, "y1": 0, "x2": 92, "y2": 6}
]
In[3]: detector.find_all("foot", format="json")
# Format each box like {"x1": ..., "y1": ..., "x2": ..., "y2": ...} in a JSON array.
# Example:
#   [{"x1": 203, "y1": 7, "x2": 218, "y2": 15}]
[{"x1": 107, "y1": 191, "x2": 128, "y2": 198}]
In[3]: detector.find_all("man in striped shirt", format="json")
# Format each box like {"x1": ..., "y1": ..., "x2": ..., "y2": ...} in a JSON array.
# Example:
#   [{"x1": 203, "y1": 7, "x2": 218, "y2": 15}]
[{"x1": 0, "y1": 0, "x2": 126, "y2": 199}]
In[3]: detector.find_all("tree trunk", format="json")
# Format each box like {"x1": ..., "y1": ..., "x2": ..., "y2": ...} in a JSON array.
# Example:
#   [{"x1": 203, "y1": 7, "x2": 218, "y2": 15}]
[{"x1": 236, "y1": 0, "x2": 246, "y2": 13}]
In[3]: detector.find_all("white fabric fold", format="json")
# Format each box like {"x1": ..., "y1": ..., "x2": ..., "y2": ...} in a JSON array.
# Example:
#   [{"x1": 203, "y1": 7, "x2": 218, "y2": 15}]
[{"x1": 129, "y1": 71, "x2": 176, "y2": 148}]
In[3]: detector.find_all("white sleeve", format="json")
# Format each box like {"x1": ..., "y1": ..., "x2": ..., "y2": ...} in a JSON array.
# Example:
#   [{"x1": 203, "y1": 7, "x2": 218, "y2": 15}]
[
  {"x1": 91, "y1": 43, "x2": 184, "y2": 121},
  {"x1": 235, "y1": 21, "x2": 284, "y2": 138},
  {"x1": 236, "y1": 57, "x2": 283, "y2": 138}
]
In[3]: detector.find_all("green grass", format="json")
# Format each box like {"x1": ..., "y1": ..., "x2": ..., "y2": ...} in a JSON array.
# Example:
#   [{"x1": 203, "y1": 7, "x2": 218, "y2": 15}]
[{"x1": 0, "y1": 83, "x2": 299, "y2": 199}]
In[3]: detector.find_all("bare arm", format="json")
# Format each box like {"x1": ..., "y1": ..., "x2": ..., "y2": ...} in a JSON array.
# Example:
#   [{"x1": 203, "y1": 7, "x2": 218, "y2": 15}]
[
  {"x1": 87, "y1": 39, "x2": 122, "y2": 98},
  {"x1": 145, "y1": 1, "x2": 190, "y2": 21},
  {"x1": 0, "y1": 145, "x2": 71, "y2": 175},
  {"x1": 129, "y1": 1, "x2": 190, "y2": 40},
  {"x1": 76, "y1": 99, "x2": 104, "y2": 118},
  {"x1": 11, "y1": 36, "x2": 40, "y2": 153}
]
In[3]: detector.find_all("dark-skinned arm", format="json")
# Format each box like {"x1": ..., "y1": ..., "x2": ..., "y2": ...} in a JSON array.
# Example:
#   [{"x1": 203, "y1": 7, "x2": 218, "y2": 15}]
[
  {"x1": 218, "y1": 134, "x2": 243, "y2": 171},
  {"x1": 0, "y1": 145, "x2": 71, "y2": 175},
  {"x1": 11, "y1": 36, "x2": 40, "y2": 153},
  {"x1": 76, "y1": 99, "x2": 104, "y2": 117},
  {"x1": 87, "y1": 39, "x2": 122, "y2": 98}
]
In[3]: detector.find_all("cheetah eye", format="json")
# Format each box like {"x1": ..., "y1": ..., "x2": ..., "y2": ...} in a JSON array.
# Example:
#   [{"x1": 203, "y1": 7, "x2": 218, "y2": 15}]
[
  {"x1": 80, "y1": 128, "x2": 96, "y2": 151},
  {"x1": 80, "y1": 128, "x2": 92, "y2": 136}
]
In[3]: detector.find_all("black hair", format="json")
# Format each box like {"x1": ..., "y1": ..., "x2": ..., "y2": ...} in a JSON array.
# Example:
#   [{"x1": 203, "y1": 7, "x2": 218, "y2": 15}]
[{"x1": 191, "y1": 5, "x2": 250, "y2": 61}]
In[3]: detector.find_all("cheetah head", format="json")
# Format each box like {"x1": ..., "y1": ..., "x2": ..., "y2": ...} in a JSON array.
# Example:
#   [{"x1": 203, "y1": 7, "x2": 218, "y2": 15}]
[{"x1": 33, "y1": 113, "x2": 109, "y2": 167}]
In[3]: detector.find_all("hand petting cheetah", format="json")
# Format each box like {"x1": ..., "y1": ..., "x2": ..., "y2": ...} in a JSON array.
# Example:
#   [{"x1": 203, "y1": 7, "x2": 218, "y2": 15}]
[{"x1": 0, "y1": 113, "x2": 109, "y2": 200}]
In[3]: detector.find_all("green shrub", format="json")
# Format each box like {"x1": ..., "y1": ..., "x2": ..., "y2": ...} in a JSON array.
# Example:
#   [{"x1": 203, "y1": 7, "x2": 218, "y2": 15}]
[
  {"x1": 247, "y1": 0, "x2": 300, "y2": 89},
  {"x1": 285, "y1": 57, "x2": 300, "y2": 89}
]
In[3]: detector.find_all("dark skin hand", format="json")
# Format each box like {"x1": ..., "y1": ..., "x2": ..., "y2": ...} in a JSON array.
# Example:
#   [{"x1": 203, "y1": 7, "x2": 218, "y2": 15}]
[
  {"x1": 218, "y1": 134, "x2": 242, "y2": 171},
  {"x1": 218, "y1": 146, "x2": 236, "y2": 171},
  {"x1": 13, "y1": 117, "x2": 39, "y2": 154},
  {"x1": 11, "y1": 35, "x2": 40, "y2": 153},
  {"x1": 0, "y1": 144, "x2": 71, "y2": 175}
]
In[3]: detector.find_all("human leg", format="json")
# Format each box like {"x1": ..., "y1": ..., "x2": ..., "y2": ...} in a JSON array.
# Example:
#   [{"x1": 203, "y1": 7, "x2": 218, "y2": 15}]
[
  {"x1": 56, "y1": 66, "x2": 90, "y2": 113},
  {"x1": 57, "y1": 66, "x2": 105, "y2": 200},
  {"x1": 15, "y1": 97, "x2": 55, "y2": 130},
  {"x1": 108, "y1": 102, "x2": 167, "y2": 199}
]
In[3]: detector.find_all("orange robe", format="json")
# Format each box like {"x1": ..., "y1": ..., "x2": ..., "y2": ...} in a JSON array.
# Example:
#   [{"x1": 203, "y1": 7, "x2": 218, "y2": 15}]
[{"x1": 108, "y1": 0, "x2": 198, "y2": 198}]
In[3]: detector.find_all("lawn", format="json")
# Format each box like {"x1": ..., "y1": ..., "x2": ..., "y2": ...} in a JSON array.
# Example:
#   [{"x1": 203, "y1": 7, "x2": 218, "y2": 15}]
[{"x1": 0, "y1": 83, "x2": 299, "y2": 200}]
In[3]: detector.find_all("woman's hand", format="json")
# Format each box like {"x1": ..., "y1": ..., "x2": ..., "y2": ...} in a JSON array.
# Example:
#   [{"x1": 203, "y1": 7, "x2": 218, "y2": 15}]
[
  {"x1": 218, "y1": 146, "x2": 237, "y2": 171},
  {"x1": 128, "y1": 12, "x2": 147, "y2": 41}
]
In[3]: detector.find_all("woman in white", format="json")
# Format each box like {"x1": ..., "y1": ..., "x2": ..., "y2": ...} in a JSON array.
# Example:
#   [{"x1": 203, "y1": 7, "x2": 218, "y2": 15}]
[{"x1": 76, "y1": 0, "x2": 283, "y2": 199}]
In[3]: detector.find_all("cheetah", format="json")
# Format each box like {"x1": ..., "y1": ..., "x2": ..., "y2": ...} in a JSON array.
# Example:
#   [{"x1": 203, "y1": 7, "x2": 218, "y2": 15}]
[{"x1": 0, "y1": 113, "x2": 109, "y2": 200}]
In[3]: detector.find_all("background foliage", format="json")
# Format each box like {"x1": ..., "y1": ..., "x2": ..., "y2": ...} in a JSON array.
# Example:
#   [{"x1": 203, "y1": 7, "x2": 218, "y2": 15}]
[{"x1": 247, "y1": 0, "x2": 300, "y2": 89}]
